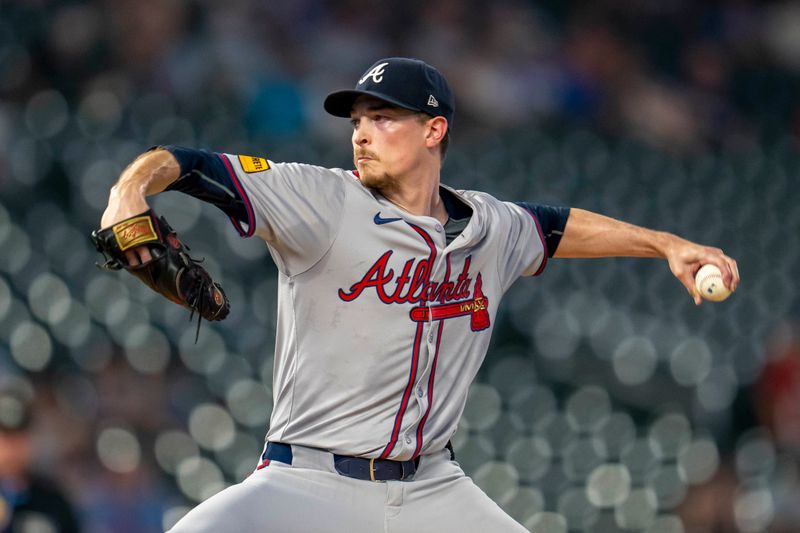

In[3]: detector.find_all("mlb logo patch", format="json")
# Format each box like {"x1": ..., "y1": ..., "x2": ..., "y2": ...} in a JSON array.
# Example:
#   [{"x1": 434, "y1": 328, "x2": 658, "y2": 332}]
[{"x1": 238, "y1": 155, "x2": 270, "y2": 173}]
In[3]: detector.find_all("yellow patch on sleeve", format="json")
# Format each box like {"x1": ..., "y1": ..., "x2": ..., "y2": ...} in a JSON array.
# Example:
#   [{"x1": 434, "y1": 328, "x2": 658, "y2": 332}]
[
  {"x1": 238, "y1": 155, "x2": 270, "y2": 173},
  {"x1": 113, "y1": 216, "x2": 158, "y2": 251}
]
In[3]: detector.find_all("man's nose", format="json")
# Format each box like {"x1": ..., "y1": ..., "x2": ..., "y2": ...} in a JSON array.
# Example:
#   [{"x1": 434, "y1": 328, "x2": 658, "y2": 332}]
[{"x1": 353, "y1": 123, "x2": 370, "y2": 145}]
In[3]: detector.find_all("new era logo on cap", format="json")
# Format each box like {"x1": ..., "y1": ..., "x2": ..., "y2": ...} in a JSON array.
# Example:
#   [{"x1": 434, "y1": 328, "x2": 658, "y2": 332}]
[{"x1": 324, "y1": 57, "x2": 455, "y2": 127}]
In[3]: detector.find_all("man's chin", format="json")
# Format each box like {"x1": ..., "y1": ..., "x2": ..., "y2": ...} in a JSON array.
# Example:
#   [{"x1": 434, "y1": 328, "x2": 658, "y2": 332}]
[{"x1": 359, "y1": 171, "x2": 393, "y2": 190}]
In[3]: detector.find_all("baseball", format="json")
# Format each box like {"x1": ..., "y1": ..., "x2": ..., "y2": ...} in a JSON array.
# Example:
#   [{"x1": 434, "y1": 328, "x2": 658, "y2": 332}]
[{"x1": 695, "y1": 264, "x2": 731, "y2": 302}]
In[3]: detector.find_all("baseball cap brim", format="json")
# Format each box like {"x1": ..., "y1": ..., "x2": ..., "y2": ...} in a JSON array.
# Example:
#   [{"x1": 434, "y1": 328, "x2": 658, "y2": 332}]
[{"x1": 324, "y1": 90, "x2": 421, "y2": 118}]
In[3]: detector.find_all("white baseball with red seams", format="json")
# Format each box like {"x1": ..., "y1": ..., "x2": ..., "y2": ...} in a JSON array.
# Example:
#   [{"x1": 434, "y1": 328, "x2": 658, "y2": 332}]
[{"x1": 695, "y1": 264, "x2": 731, "y2": 302}]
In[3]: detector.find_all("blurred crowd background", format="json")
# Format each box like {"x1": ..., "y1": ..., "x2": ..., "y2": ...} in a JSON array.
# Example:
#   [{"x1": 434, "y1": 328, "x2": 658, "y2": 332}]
[{"x1": 1, "y1": 0, "x2": 799, "y2": 532}]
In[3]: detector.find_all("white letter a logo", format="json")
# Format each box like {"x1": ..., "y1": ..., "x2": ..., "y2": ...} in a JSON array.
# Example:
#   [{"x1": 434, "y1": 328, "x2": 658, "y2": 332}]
[{"x1": 359, "y1": 62, "x2": 389, "y2": 85}]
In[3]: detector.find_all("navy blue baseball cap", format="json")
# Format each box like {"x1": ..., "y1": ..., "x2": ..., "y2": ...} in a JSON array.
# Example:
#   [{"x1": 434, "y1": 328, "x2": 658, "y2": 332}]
[{"x1": 324, "y1": 57, "x2": 455, "y2": 126}]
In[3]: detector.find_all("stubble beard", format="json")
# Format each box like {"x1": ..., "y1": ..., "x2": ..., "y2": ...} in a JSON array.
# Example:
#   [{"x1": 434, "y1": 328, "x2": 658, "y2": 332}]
[
  {"x1": 355, "y1": 157, "x2": 399, "y2": 195},
  {"x1": 359, "y1": 169, "x2": 397, "y2": 192}
]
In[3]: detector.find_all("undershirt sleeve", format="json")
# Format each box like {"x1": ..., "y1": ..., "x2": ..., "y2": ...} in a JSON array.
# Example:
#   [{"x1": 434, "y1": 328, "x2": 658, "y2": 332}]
[
  {"x1": 513, "y1": 202, "x2": 570, "y2": 257},
  {"x1": 158, "y1": 145, "x2": 249, "y2": 223}
]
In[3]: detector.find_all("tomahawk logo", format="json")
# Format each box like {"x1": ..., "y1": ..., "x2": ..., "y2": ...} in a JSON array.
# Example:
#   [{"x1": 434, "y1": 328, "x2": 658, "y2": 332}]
[
  {"x1": 338, "y1": 254, "x2": 490, "y2": 331},
  {"x1": 359, "y1": 62, "x2": 389, "y2": 85}
]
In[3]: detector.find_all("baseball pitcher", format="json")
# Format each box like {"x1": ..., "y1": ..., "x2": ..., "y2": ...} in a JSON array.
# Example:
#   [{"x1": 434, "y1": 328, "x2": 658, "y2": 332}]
[{"x1": 96, "y1": 57, "x2": 739, "y2": 532}]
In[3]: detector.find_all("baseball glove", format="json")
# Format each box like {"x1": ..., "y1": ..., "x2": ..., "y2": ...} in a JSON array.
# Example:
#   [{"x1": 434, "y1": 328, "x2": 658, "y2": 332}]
[{"x1": 91, "y1": 209, "x2": 230, "y2": 339}]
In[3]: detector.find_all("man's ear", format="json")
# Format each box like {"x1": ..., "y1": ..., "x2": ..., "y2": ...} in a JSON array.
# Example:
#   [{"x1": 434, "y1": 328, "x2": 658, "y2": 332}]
[{"x1": 425, "y1": 116, "x2": 448, "y2": 148}]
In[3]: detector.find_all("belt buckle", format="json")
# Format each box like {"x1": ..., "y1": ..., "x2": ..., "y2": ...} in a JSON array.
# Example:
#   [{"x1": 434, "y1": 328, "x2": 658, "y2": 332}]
[{"x1": 369, "y1": 458, "x2": 377, "y2": 482}]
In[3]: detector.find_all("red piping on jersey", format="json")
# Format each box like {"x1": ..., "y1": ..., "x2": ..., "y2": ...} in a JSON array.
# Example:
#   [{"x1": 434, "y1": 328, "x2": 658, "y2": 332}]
[
  {"x1": 381, "y1": 321, "x2": 424, "y2": 459},
  {"x1": 218, "y1": 154, "x2": 256, "y2": 238},
  {"x1": 413, "y1": 252, "x2": 450, "y2": 457},
  {"x1": 414, "y1": 315, "x2": 445, "y2": 457},
  {"x1": 256, "y1": 458, "x2": 270, "y2": 470},
  {"x1": 522, "y1": 207, "x2": 548, "y2": 276},
  {"x1": 380, "y1": 223, "x2": 437, "y2": 459}
]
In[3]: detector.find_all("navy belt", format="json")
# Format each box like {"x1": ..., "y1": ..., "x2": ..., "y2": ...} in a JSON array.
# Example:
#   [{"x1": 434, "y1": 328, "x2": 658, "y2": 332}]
[{"x1": 262, "y1": 442, "x2": 420, "y2": 482}]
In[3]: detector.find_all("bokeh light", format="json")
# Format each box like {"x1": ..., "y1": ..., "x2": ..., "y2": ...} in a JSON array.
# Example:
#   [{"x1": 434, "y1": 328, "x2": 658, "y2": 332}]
[
  {"x1": 77, "y1": 90, "x2": 122, "y2": 139},
  {"x1": 649, "y1": 413, "x2": 692, "y2": 460},
  {"x1": 508, "y1": 384, "x2": 556, "y2": 430},
  {"x1": 594, "y1": 412, "x2": 637, "y2": 460},
  {"x1": 645, "y1": 515, "x2": 685, "y2": 533},
  {"x1": 615, "y1": 488, "x2": 658, "y2": 530},
  {"x1": 526, "y1": 512, "x2": 568, "y2": 533},
  {"x1": 96, "y1": 426, "x2": 141, "y2": 474},
  {"x1": 10, "y1": 320, "x2": 52, "y2": 371},
  {"x1": 563, "y1": 437, "x2": 608, "y2": 481},
  {"x1": 0, "y1": 276, "x2": 12, "y2": 320},
  {"x1": 565, "y1": 386, "x2": 611, "y2": 432},
  {"x1": 24, "y1": 89, "x2": 69, "y2": 138},
  {"x1": 162, "y1": 506, "x2": 191, "y2": 532},
  {"x1": 179, "y1": 329, "x2": 228, "y2": 375},
  {"x1": 505, "y1": 436, "x2": 552, "y2": 483},
  {"x1": 225, "y1": 379, "x2": 272, "y2": 428},
  {"x1": 123, "y1": 324, "x2": 171, "y2": 375},
  {"x1": 534, "y1": 310, "x2": 581, "y2": 360},
  {"x1": 648, "y1": 464, "x2": 688, "y2": 510},
  {"x1": 0, "y1": 394, "x2": 27, "y2": 429},
  {"x1": 621, "y1": 438, "x2": 662, "y2": 485},
  {"x1": 558, "y1": 487, "x2": 599, "y2": 530},
  {"x1": 735, "y1": 432, "x2": 777, "y2": 480},
  {"x1": 155, "y1": 430, "x2": 201, "y2": 475},
  {"x1": 669, "y1": 338, "x2": 712, "y2": 387},
  {"x1": 49, "y1": 300, "x2": 92, "y2": 348},
  {"x1": 27, "y1": 272, "x2": 71, "y2": 324},
  {"x1": 733, "y1": 486, "x2": 775, "y2": 532},
  {"x1": 472, "y1": 461, "x2": 520, "y2": 506},
  {"x1": 586, "y1": 463, "x2": 631, "y2": 508},
  {"x1": 613, "y1": 336, "x2": 658, "y2": 386},
  {"x1": 462, "y1": 383, "x2": 503, "y2": 431},
  {"x1": 677, "y1": 438, "x2": 720, "y2": 485},
  {"x1": 188, "y1": 403, "x2": 236, "y2": 451},
  {"x1": 214, "y1": 431, "x2": 261, "y2": 481},
  {"x1": 176, "y1": 456, "x2": 227, "y2": 503},
  {"x1": 503, "y1": 487, "x2": 545, "y2": 527}
]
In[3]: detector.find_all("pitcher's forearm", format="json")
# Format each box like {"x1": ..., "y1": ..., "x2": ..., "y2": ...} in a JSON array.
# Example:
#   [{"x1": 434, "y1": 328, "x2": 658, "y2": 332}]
[
  {"x1": 553, "y1": 208, "x2": 683, "y2": 259},
  {"x1": 100, "y1": 149, "x2": 181, "y2": 228},
  {"x1": 553, "y1": 207, "x2": 739, "y2": 304}
]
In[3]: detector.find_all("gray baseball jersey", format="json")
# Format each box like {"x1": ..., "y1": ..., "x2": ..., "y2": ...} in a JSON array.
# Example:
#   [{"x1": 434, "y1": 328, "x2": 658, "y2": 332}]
[
  {"x1": 161, "y1": 146, "x2": 568, "y2": 532},
  {"x1": 203, "y1": 153, "x2": 547, "y2": 460}
]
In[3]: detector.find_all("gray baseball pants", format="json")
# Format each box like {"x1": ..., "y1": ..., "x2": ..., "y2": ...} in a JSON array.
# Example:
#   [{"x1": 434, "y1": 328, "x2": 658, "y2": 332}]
[{"x1": 167, "y1": 445, "x2": 527, "y2": 532}]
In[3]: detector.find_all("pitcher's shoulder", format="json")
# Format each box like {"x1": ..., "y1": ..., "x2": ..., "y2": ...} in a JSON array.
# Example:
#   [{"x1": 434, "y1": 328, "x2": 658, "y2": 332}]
[{"x1": 444, "y1": 187, "x2": 508, "y2": 214}]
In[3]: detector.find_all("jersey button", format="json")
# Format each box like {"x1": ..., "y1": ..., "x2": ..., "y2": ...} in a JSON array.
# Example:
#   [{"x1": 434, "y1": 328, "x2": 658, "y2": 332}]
[
  {"x1": 434, "y1": 223, "x2": 443, "y2": 232},
  {"x1": 405, "y1": 435, "x2": 412, "y2": 444},
  {"x1": 416, "y1": 388, "x2": 424, "y2": 398},
  {"x1": 428, "y1": 332, "x2": 434, "y2": 343}
]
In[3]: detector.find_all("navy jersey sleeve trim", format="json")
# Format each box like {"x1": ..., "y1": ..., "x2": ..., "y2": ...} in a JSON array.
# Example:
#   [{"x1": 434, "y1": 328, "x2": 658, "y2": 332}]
[
  {"x1": 521, "y1": 208, "x2": 548, "y2": 276},
  {"x1": 514, "y1": 202, "x2": 570, "y2": 258},
  {"x1": 217, "y1": 153, "x2": 256, "y2": 237},
  {"x1": 160, "y1": 145, "x2": 256, "y2": 237}
]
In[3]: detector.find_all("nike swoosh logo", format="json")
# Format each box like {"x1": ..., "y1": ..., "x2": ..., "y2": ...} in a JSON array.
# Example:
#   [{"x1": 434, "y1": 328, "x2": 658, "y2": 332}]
[{"x1": 374, "y1": 212, "x2": 402, "y2": 225}]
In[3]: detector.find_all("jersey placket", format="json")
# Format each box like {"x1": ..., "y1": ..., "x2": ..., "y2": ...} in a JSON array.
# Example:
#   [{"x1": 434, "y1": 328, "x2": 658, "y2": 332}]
[
  {"x1": 405, "y1": 223, "x2": 449, "y2": 457},
  {"x1": 379, "y1": 220, "x2": 440, "y2": 459}
]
